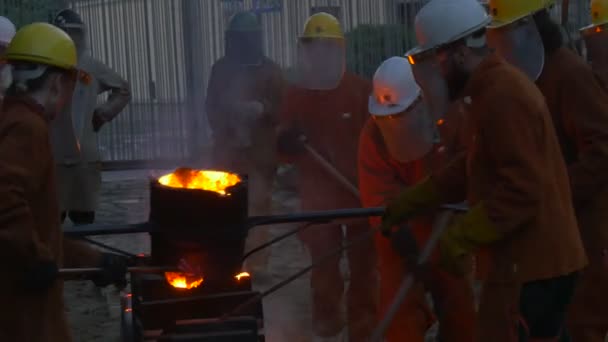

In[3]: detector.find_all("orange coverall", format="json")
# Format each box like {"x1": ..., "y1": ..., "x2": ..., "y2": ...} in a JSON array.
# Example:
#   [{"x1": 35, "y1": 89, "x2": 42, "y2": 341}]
[
  {"x1": 358, "y1": 106, "x2": 475, "y2": 341},
  {"x1": 278, "y1": 72, "x2": 376, "y2": 341}
]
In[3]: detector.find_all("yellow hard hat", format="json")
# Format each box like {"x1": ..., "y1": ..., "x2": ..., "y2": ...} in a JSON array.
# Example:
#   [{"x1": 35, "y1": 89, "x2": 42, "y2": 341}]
[
  {"x1": 300, "y1": 12, "x2": 344, "y2": 40},
  {"x1": 5, "y1": 22, "x2": 76, "y2": 70},
  {"x1": 487, "y1": 0, "x2": 555, "y2": 28},
  {"x1": 591, "y1": 0, "x2": 608, "y2": 26}
]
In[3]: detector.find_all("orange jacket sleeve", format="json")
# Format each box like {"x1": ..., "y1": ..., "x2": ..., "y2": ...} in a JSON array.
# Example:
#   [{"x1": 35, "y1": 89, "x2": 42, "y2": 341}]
[
  {"x1": 358, "y1": 121, "x2": 405, "y2": 227},
  {"x1": 560, "y1": 69, "x2": 608, "y2": 205},
  {"x1": 0, "y1": 114, "x2": 54, "y2": 267}
]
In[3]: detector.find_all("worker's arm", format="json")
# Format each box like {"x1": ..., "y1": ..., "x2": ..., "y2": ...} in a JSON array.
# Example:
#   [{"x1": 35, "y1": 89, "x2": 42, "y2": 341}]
[
  {"x1": 479, "y1": 97, "x2": 544, "y2": 236},
  {"x1": 358, "y1": 122, "x2": 404, "y2": 229},
  {"x1": 260, "y1": 61, "x2": 284, "y2": 124},
  {"x1": 92, "y1": 59, "x2": 131, "y2": 122},
  {"x1": 0, "y1": 116, "x2": 54, "y2": 270},
  {"x1": 205, "y1": 61, "x2": 232, "y2": 140},
  {"x1": 561, "y1": 69, "x2": 608, "y2": 206}
]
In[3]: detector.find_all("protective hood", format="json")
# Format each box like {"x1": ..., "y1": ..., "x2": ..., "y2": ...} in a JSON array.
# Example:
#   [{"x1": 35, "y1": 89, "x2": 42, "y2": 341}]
[
  {"x1": 374, "y1": 98, "x2": 437, "y2": 163},
  {"x1": 225, "y1": 30, "x2": 264, "y2": 66},
  {"x1": 295, "y1": 38, "x2": 345, "y2": 90},
  {"x1": 486, "y1": 16, "x2": 545, "y2": 80}
]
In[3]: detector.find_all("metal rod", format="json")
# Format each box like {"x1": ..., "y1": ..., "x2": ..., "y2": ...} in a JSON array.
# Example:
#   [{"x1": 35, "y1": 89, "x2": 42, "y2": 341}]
[
  {"x1": 303, "y1": 142, "x2": 360, "y2": 198},
  {"x1": 58, "y1": 266, "x2": 175, "y2": 276},
  {"x1": 62, "y1": 205, "x2": 468, "y2": 236},
  {"x1": 370, "y1": 210, "x2": 455, "y2": 341},
  {"x1": 242, "y1": 222, "x2": 318, "y2": 261},
  {"x1": 79, "y1": 237, "x2": 138, "y2": 258},
  {"x1": 63, "y1": 222, "x2": 157, "y2": 237},
  {"x1": 219, "y1": 225, "x2": 380, "y2": 322}
]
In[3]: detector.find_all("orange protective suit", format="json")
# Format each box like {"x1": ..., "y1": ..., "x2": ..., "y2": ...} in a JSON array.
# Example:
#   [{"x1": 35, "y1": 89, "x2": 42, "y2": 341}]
[
  {"x1": 431, "y1": 54, "x2": 587, "y2": 342},
  {"x1": 0, "y1": 97, "x2": 103, "y2": 342},
  {"x1": 358, "y1": 105, "x2": 476, "y2": 342},
  {"x1": 536, "y1": 47, "x2": 608, "y2": 342},
  {"x1": 278, "y1": 72, "x2": 376, "y2": 341}
]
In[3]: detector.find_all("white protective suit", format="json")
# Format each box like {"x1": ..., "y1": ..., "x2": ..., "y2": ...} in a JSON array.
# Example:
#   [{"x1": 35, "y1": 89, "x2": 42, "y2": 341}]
[{"x1": 51, "y1": 53, "x2": 131, "y2": 213}]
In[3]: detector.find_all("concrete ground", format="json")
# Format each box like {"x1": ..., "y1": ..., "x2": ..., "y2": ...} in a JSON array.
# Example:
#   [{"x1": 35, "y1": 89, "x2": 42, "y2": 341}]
[{"x1": 63, "y1": 167, "x2": 438, "y2": 342}]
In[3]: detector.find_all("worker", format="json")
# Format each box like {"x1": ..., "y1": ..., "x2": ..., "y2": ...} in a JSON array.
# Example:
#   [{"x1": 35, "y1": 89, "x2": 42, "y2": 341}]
[
  {"x1": 358, "y1": 56, "x2": 475, "y2": 341},
  {"x1": 382, "y1": 0, "x2": 587, "y2": 341},
  {"x1": 0, "y1": 16, "x2": 15, "y2": 97},
  {"x1": 50, "y1": 8, "x2": 131, "y2": 225},
  {"x1": 488, "y1": 0, "x2": 608, "y2": 342},
  {"x1": 486, "y1": 1, "x2": 608, "y2": 340},
  {"x1": 205, "y1": 11, "x2": 283, "y2": 274},
  {"x1": 277, "y1": 12, "x2": 376, "y2": 342},
  {"x1": 580, "y1": 0, "x2": 608, "y2": 84},
  {"x1": 0, "y1": 22, "x2": 129, "y2": 342}
]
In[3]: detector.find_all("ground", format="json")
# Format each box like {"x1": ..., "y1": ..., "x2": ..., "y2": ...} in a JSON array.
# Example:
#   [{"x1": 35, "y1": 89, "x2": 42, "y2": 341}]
[{"x1": 63, "y1": 168, "x2": 437, "y2": 342}]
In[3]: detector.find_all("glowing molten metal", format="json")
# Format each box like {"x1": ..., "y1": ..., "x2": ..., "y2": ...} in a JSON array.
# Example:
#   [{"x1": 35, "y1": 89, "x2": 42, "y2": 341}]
[
  {"x1": 235, "y1": 272, "x2": 250, "y2": 281},
  {"x1": 164, "y1": 272, "x2": 204, "y2": 290},
  {"x1": 158, "y1": 168, "x2": 241, "y2": 195}
]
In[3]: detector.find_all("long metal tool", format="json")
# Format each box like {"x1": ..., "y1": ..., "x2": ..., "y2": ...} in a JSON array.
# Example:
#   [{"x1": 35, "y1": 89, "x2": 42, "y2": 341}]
[
  {"x1": 370, "y1": 209, "x2": 455, "y2": 341},
  {"x1": 58, "y1": 266, "x2": 176, "y2": 277},
  {"x1": 303, "y1": 142, "x2": 360, "y2": 198}
]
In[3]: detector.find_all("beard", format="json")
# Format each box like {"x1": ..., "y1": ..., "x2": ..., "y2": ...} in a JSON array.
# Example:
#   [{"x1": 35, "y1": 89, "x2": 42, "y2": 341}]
[{"x1": 441, "y1": 55, "x2": 470, "y2": 101}]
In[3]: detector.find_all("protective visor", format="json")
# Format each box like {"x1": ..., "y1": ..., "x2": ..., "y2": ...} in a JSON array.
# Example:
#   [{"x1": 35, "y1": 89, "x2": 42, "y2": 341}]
[
  {"x1": 581, "y1": 24, "x2": 608, "y2": 69},
  {"x1": 486, "y1": 16, "x2": 545, "y2": 81},
  {"x1": 296, "y1": 38, "x2": 345, "y2": 90},
  {"x1": 373, "y1": 96, "x2": 437, "y2": 163},
  {"x1": 406, "y1": 48, "x2": 451, "y2": 123}
]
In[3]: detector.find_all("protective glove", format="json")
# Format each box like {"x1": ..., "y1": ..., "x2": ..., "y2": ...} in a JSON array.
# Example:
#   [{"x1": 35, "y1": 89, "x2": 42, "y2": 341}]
[
  {"x1": 277, "y1": 126, "x2": 307, "y2": 156},
  {"x1": 381, "y1": 177, "x2": 441, "y2": 237},
  {"x1": 22, "y1": 260, "x2": 58, "y2": 293},
  {"x1": 439, "y1": 203, "x2": 501, "y2": 276},
  {"x1": 92, "y1": 109, "x2": 107, "y2": 132},
  {"x1": 390, "y1": 224, "x2": 420, "y2": 268},
  {"x1": 91, "y1": 253, "x2": 129, "y2": 289},
  {"x1": 236, "y1": 101, "x2": 264, "y2": 121}
]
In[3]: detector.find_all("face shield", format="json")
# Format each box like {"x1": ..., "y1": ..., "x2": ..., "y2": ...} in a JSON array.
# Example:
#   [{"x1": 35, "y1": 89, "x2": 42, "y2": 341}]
[
  {"x1": 581, "y1": 25, "x2": 608, "y2": 71},
  {"x1": 225, "y1": 30, "x2": 264, "y2": 66},
  {"x1": 406, "y1": 48, "x2": 451, "y2": 124},
  {"x1": 372, "y1": 96, "x2": 437, "y2": 163},
  {"x1": 486, "y1": 16, "x2": 545, "y2": 80},
  {"x1": 296, "y1": 38, "x2": 345, "y2": 90}
]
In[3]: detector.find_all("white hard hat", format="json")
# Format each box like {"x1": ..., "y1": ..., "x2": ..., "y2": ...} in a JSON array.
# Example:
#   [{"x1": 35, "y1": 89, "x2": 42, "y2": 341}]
[
  {"x1": 411, "y1": 0, "x2": 490, "y2": 54},
  {"x1": 369, "y1": 57, "x2": 421, "y2": 116},
  {"x1": 0, "y1": 16, "x2": 16, "y2": 46}
]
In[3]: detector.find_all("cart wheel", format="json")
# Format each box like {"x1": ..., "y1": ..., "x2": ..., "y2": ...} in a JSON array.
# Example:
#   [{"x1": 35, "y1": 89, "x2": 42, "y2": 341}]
[{"x1": 120, "y1": 293, "x2": 135, "y2": 342}]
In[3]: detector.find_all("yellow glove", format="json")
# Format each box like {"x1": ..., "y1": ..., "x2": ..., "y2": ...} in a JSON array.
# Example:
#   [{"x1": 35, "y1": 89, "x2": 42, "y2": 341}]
[
  {"x1": 439, "y1": 203, "x2": 501, "y2": 275},
  {"x1": 381, "y1": 177, "x2": 441, "y2": 236}
]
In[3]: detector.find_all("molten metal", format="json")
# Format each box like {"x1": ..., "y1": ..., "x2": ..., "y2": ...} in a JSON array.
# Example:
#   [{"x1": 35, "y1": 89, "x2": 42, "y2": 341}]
[
  {"x1": 235, "y1": 272, "x2": 250, "y2": 281},
  {"x1": 158, "y1": 168, "x2": 241, "y2": 195},
  {"x1": 164, "y1": 272, "x2": 204, "y2": 290}
]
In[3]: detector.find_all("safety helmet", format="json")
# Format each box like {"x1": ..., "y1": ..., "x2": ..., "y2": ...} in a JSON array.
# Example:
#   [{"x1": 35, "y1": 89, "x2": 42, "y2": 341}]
[
  {"x1": 487, "y1": 0, "x2": 555, "y2": 28},
  {"x1": 580, "y1": 0, "x2": 608, "y2": 34},
  {"x1": 227, "y1": 11, "x2": 261, "y2": 32},
  {"x1": 300, "y1": 12, "x2": 344, "y2": 40},
  {"x1": 0, "y1": 16, "x2": 15, "y2": 46},
  {"x1": 53, "y1": 8, "x2": 85, "y2": 31},
  {"x1": 411, "y1": 0, "x2": 490, "y2": 54},
  {"x1": 369, "y1": 57, "x2": 421, "y2": 116},
  {"x1": 6, "y1": 22, "x2": 77, "y2": 70}
]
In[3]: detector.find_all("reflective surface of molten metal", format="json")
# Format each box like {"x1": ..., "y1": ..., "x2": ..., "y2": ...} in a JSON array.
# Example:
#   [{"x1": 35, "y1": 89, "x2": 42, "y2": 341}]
[
  {"x1": 164, "y1": 272, "x2": 204, "y2": 290},
  {"x1": 158, "y1": 168, "x2": 241, "y2": 195}
]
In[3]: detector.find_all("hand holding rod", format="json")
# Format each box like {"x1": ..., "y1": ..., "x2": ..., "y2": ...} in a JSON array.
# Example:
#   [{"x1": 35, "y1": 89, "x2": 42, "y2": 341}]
[{"x1": 370, "y1": 209, "x2": 455, "y2": 341}]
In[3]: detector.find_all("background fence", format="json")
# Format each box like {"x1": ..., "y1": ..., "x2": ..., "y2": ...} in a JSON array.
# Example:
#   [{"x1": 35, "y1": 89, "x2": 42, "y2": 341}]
[{"x1": 0, "y1": 0, "x2": 594, "y2": 168}]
